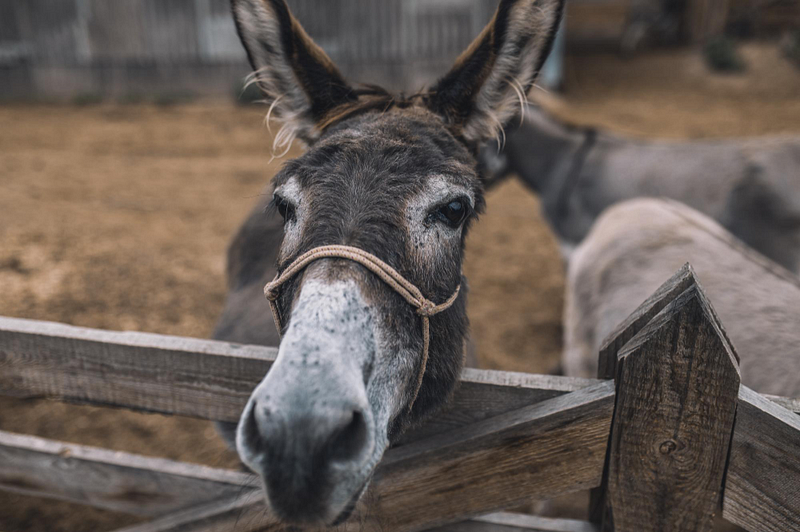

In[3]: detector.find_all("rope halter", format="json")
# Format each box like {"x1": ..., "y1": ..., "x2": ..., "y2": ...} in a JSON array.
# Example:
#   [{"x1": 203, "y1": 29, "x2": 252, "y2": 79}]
[{"x1": 264, "y1": 244, "x2": 461, "y2": 411}]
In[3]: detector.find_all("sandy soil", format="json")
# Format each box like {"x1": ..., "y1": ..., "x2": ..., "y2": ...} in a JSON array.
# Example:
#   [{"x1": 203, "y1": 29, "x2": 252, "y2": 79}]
[{"x1": 1, "y1": 43, "x2": 799, "y2": 531}]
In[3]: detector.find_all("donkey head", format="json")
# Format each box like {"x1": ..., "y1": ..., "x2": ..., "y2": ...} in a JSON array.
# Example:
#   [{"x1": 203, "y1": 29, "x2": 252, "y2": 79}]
[{"x1": 231, "y1": 0, "x2": 563, "y2": 525}]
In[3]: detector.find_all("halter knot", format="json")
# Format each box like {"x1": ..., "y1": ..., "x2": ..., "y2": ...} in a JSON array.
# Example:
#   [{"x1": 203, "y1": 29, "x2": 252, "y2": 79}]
[
  {"x1": 263, "y1": 281, "x2": 280, "y2": 301},
  {"x1": 416, "y1": 299, "x2": 437, "y2": 317}
]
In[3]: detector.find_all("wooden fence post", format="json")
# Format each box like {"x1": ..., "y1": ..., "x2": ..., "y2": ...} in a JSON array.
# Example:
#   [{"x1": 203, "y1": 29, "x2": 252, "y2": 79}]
[
  {"x1": 597, "y1": 272, "x2": 741, "y2": 531},
  {"x1": 722, "y1": 387, "x2": 800, "y2": 531}
]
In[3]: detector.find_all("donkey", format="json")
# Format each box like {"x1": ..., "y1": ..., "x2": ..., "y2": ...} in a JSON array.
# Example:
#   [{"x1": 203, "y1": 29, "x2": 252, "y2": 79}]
[
  {"x1": 213, "y1": 0, "x2": 563, "y2": 526},
  {"x1": 564, "y1": 197, "x2": 800, "y2": 398},
  {"x1": 480, "y1": 104, "x2": 800, "y2": 271}
]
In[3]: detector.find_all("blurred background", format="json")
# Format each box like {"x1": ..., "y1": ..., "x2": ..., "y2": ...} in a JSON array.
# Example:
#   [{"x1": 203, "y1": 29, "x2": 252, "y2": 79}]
[{"x1": 1, "y1": 0, "x2": 799, "y2": 530}]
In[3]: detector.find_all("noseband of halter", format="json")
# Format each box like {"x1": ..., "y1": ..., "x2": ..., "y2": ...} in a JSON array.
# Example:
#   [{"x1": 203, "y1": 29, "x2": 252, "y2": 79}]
[{"x1": 263, "y1": 244, "x2": 461, "y2": 411}]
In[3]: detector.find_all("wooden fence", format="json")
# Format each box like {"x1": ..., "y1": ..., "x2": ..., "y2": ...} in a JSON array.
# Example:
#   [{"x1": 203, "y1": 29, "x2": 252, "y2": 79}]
[
  {"x1": 0, "y1": 0, "x2": 667, "y2": 101},
  {"x1": 1, "y1": 263, "x2": 799, "y2": 531},
  {"x1": 0, "y1": 0, "x2": 500, "y2": 99}
]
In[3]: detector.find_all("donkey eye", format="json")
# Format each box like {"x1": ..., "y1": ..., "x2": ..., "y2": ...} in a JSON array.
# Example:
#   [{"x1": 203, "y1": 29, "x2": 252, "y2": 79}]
[
  {"x1": 431, "y1": 198, "x2": 470, "y2": 228},
  {"x1": 273, "y1": 196, "x2": 296, "y2": 224}
]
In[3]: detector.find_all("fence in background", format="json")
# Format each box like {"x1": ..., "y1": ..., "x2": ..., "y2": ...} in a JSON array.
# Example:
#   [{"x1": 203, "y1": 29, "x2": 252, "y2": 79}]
[
  {"x1": 1, "y1": 0, "x2": 775, "y2": 100},
  {"x1": 0, "y1": 0, "x2": 502, "y2": 100},
  {"x1": 1, "y1": 264, "x2": 799, "y2": 531}
]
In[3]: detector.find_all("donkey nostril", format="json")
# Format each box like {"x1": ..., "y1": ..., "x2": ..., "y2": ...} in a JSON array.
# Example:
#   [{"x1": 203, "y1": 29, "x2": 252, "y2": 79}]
[
  {"x1": 237, "y1": 400, "x2": 265, "y2": 464},
  {"x1": 327, "y1": 410, "x2": 368, "y2": 463}
]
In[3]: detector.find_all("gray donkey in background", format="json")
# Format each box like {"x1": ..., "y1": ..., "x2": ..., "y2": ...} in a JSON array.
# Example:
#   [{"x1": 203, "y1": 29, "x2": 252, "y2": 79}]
[
  {"x1": 481, "y1": 104, "x2": 800, "y2": 272},
  {"x1": 565, "y1": 197, "x2": 800, "y2": 398}
]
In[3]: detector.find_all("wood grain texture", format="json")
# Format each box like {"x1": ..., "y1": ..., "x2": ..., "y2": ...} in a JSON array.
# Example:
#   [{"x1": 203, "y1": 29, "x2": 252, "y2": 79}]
[
  {"x1": 400, "y1": 369, "x2": 602, "y2": 445},
  {"x1": 431, "y1": 512, "x2": 598, "y2": 532},
  {"x1": 763, "y1": 394, "x2": 800, "y2": 415},
  {"x1": 121, "y1": 500, "x2": 599, "y2": 532},
  {"x1": 368, "y1": 381, "x2": 614, "y2": 531},
  {"x1": 0, "y1": 430, "x2": 256, "y2": 517},
  {"x1": 113, "y1": 382, "x2": 615, "y2": 532},
  {"x1": 596, "y1": 263, "x2": 695, "y2": 381},
  {"x1": 597, "y1": 263, "x2": 741, "y2": 381},
  {"x1": 114, "y1": 508, "x2": 600, "y2": 532},
  {"x1": 111, "y1": 493, "x2": 276, "y2": 532},
  {"x1": 602, "y1": 285, "x2": 741, "y2": 532},
  {"x1": 0, "y1": 316, "x2": 602, "y2": 441},
  {"x1": 4, "y1": 315, "x2": 798, "y2": 531},
  {"x1": 722, "y1": 386, "x2": 800, "y2": 532},
  {"x1": 592, "y1": 264, "x2": 696, "y2": 523},
  {"x1": 0, "y1": 316, "x2": 276, "y2": 422}
]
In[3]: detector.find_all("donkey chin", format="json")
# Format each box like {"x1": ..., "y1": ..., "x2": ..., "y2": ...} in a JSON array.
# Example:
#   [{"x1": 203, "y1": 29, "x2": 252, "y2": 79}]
[{"x1": 236, "y1": 279, "x2": 397, "y2": 525}]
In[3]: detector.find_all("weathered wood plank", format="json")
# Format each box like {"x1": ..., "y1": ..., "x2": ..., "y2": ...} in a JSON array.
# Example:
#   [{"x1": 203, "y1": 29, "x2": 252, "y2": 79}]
[
  {"x1": 0, "y1": 316, "x2": 601, "y2": 442},
  {"x1": 0, "y1": 316, "x2": 276, "y2": 422},
  {"x1": 596, "y1": 263, "x2": 695, "y2": 381},
  {"x1": 115, "y1": 382, "x2": 615, "y2": 532},
  {"x1": 0, "y1": 430, "x2": 256, "y2": 517},
  {"x1": 369, "y1": 381, "x2": 614, "y2": 531},
  {"x1": 400, "y1": 369, "x2": 601, "y2": 445},
  {"x1": 763, "y1": 394, "x2": 800, "y2": 415},
  {"x1": 722, "y1": 386, "x2": 800, "y2": 532},
  {"x1": 590, "y1": 266, "x2": 800, "y2": 524},
  {"x1": 591, "y1": 264, "x2": 698, "y2": 523},
  {"x1": 5, "y1": 314, "x2": 799, "y2": 531},
  {"x1": 431, "y1": 512, "x2": 598, "y2": 532},
  {"x1": 111, "y1": 493, "x2": 272, "y2": 532},
  {"x1": 602, "y1": 284, "x2": 741, "y2": 531},
  {"x1": 597, "y1": 263, "x2": 740, "y2": 381},
  {"x1": 116, "y1": 508, "x2": 598, "y2": 532}
]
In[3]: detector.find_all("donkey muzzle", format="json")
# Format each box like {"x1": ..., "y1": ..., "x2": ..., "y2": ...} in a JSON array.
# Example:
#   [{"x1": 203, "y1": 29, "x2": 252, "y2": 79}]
[
  {"x1": 236, "y1": 277, "x2": 379, "y2": 525},
  {"x1": 238, "y1": 382, "x2": 373, "y2": 523}
]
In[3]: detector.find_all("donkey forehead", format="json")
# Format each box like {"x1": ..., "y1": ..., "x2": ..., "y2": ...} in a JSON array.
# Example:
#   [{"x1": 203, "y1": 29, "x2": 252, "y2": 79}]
[{"x1": 274, "y1": 110, "x2": 481, "y2": 196}]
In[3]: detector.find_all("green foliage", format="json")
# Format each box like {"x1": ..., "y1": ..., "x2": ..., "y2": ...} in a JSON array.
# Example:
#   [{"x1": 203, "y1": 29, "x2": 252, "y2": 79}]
[{"x1": 704, "y1": 37, "x2": 746, "y2": 73}]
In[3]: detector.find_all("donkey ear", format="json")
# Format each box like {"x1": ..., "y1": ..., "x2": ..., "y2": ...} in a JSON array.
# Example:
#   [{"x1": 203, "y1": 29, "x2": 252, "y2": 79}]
[
  {"x1": 426, "y1": 0, "x2": 564, "y2": 145},
  {"x1": 231, "y1": 0, "x2": 355, "y2": 145}
]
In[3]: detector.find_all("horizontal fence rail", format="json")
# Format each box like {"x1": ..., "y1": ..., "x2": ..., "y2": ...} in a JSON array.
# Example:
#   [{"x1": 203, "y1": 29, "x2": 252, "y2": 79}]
[
  {"x1": 0, "y1": 430, "x2": 256, "y2": 517},
  {"x1": 0, "y1": 0, "x2": 502, "y2": 98},
  {"x1": 723, "y1": 386, "x2": 800, "y2": 532},
  {"x1": 0, "y1": 315, "x2": 601, "y2": 444},
  {"x1": 0, "y1": 382, "x2": 615, "y2": 532},
  {"x1": 1, "y1": 0, "x2": 497, "y2": 67},
  {"x1": 1, "y1": 264, "x2": 799, "y2": 531}
]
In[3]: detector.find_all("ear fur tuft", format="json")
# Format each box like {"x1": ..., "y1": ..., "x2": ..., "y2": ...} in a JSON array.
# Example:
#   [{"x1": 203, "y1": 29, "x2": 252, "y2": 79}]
[
  {"x1": 231, "y1": 0, "x2": 355, "y2": 146},
  {"x1": 427, "y1": 0, "x2": 564, "y2": 145}
]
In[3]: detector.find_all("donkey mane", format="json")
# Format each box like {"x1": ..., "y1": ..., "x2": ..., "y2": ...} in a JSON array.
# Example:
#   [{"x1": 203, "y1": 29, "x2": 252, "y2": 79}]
[
  {"x1": 309, "y1": 82, "x2": 534, "y2": 153},
  {"x1": 245, "y1": 72, "x2": 433, "y2": 154},
  {"x1": 317, "y1": 85, "x2": 426, "y2": 131},
  {"x1": 248, "y1": 72, "x2": 531, "y2": 155}
]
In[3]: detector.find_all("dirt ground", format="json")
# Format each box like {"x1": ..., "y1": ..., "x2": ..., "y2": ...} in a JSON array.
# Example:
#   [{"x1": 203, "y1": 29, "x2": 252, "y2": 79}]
[{"x1": 1, "y1": 43, "x2": 799, "y2": 532}]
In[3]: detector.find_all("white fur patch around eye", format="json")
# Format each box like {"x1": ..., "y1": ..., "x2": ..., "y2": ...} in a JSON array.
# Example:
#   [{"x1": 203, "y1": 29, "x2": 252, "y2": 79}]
[
  {"x1": 274, "y1": 177, "x2": 306, "y2": 258},
  {"x1": 404, "y1": 175, "x2": 475, "y2": 258}
]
